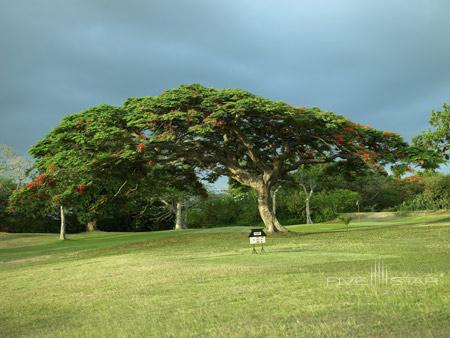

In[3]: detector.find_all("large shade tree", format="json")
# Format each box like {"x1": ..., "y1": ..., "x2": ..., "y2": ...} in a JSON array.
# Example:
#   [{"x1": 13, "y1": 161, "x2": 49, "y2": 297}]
[
  {"x1": 19, "y1": 105, "x2": 205, "y2": 238},
  {"x1": 125, "y1": 84, "x2": 412, "y2": 232},
  {"x1": 22, "y1": 105, "x2": 135, "y2": 237}
]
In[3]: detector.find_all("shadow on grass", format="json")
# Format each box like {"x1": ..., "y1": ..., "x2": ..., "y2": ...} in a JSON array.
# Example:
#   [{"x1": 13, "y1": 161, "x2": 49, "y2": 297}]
[
  {"x1": 290, "y1": 220, "x2": 450, "y2": 237},
  {"x1": 269, "y1": 248, "x2": 305, "y2": 253}
]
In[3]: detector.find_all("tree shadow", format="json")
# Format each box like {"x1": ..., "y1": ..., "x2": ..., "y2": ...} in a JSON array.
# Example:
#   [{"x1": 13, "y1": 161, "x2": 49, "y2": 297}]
[{"x1": 290, "y1": 220, "x2": 448, "y2": 237}]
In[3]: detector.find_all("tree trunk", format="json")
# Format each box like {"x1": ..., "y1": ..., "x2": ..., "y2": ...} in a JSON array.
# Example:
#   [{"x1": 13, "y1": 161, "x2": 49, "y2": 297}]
[
  {"x1": 182, "y1": 205, "x2": 189, "y2": 229},
  {"x1": 301, "y1": 184, "x2": 314, "y2": 225},
  {"x1": 272, "y1": 186, "x2": 280, "y2": 217},
  {"x1": 175, "y1": 202, "x2": 183, "y2": 230},
  {"x1": 86, "y1": 220, "x2": 96, "y2": 232},
  {"x1": 305, "y1": 196, "x2": 313, "y2": 224},
  {"x1": 256, "y1": 184, "x2": 287, "y2": 233},
  {"x1": 59, "y1": 205, "x2": 66, "y2": 240}
]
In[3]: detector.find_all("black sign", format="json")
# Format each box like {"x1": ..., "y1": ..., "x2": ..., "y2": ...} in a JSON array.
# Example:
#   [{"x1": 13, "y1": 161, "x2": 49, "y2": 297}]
[{"x1": 248, "y1": 228, "x2": 266, "y2": 238}]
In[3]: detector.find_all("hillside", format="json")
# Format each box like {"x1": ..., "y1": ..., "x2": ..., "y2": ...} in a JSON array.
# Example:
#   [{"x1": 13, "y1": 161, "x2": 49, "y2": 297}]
[{"x1": 1, "y1": 212, "x2": 450, "y2": 337}]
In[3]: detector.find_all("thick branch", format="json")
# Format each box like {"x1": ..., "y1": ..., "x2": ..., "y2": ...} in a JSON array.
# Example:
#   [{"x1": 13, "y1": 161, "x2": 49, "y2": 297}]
[
  {"x1": 224, "y1": 159, "x2": 261, "y2": 188},
  {"x1": 160, "y1": 198, "x2": 177, "y2": 215},
  {"x1": 232, "y1": 127, "x2": 268, "y2": 172},
  {"x1": 284, "y1": 154, "x2": 341, "y2": 173}
]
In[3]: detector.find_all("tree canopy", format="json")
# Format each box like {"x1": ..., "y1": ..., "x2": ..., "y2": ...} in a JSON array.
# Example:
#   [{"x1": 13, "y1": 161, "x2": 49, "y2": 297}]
[
  {"x1": 124, "y1": 84, "x2": 411, "y2": 232},
  {"x1": 14, "y1": 104, "x2": 206, "y2": 238}
]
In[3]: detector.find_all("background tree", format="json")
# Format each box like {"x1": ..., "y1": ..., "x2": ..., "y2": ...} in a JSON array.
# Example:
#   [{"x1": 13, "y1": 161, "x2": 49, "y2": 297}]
[
  {"x1": 125, "y1": 84, "x2": 411, "y2": 232},
  {"x1": 0, "y1": 176, "x2": 15, "y2": 230},
  {"x1": 398, "y1": 173, "x2": 450, "y2": 210},
  {"x1": 8, "y1": 166, "x2": 83, "y2": 239},
  {"x1": 288, "y1": 165, "x2": 326, "y2": 224},
  {"x1": 0, "y1": 144, "x2": 31, "y2": 189},
  {"x1": 413, "y1": 103, "x2": 450, "y2": 165},
  {"x1": 26, "y1": 105, "x2": 206, "y2": 234},
  {"x1": 25, "y1": 105, "x2": 132, "y2": 236}
]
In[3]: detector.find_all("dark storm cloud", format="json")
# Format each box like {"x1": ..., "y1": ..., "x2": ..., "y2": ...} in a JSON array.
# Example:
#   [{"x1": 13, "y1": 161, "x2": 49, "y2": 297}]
[{"x1": 1, "y1": 0, "x2": 450, "y2": 157}]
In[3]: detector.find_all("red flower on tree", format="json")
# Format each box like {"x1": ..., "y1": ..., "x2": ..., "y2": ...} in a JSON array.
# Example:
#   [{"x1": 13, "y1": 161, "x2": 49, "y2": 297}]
[
  {"x1": 148, "y1": 160, "x2": 156, "y2": 166},
  {"x1": 212, "y1": 119, "x2": 223, "y2": 127},
  {"x1": 158, "y1": 131, "x2": 174, "y2": 140},
  {"x1": 334, "y1": 134, "x2": 345, "y2": 144},
  {"x1": 27, "y1": 181, "x2": 37, "y2": 190},
  {"x1": 37, "y1": 174, "x2": 45, "y2": 185},
  {"x1": 403, "y1": 174, "x2": 422, "y2": 182},
  {"x1": 75, "y1": 184, "x2": 86, "y2": 194},
  {"x1": 136, "y1": 143, "x2": 145, "y2": 152},
  {"x1": 383, "y1": 131, "x2": 398, "y2": 137}
]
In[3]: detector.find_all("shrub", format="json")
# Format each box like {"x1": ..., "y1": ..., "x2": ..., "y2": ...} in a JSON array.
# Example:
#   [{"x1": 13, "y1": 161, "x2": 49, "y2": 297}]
[
  {"x1": 279, "y1": 188, "x2": 359, "y2": 223},
  {"x1": 399, "y1": 174, "x2": 450, "y2": 211},
  {"x1": 188, "y1": 191, "x2": 259, "y2": 228},
  {"x1": 338, "y1": 215, "x2": 353, "y2": 231}
]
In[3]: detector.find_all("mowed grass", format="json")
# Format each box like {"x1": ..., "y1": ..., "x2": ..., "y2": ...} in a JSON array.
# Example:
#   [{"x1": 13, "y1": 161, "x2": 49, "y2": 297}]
[{"x1": 1, "y1": 212, "x2": 450, "y2": 337}]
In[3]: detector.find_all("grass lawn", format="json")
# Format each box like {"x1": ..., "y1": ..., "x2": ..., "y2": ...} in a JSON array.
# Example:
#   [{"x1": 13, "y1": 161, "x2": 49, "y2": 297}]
[{"x1": 1, "y1": 211, "x2": 449, "y2": 337}]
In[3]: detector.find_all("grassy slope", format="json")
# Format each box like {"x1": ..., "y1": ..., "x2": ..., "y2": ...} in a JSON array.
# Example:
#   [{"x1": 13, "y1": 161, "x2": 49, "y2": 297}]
[{"x1": 0, "y1": 212, "x2": 449, "y2": 337}]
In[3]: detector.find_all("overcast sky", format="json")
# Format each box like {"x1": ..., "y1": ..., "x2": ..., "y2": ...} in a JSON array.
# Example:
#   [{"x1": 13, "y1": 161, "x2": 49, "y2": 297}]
[{"x1": 1, "y1": 0, "x2": 449, "y2": 161}]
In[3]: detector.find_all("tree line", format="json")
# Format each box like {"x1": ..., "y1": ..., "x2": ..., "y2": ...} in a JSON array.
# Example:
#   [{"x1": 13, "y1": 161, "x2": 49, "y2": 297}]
[{"x1": 0, "y1": 86, "x2": 448, "y2": 237}]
